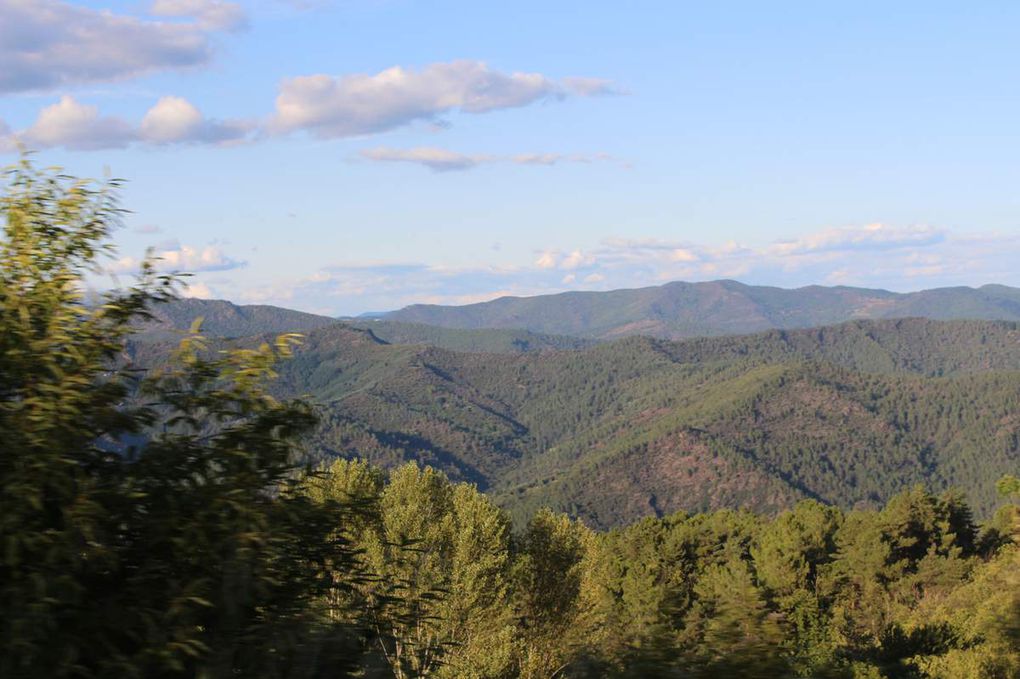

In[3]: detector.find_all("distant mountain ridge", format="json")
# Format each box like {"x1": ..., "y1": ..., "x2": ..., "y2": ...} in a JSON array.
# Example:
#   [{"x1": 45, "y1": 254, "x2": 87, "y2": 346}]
[
  {"x1": 129, "y1": 309, "x2": 1020, "y2": 528},
  {"x1": 384, "y1": 280, "x2": 1020, "y2": 339},
  {"x1": 137, "y1": 298, "x2": 591, "y2": 353},
  {"x1": 138, "y1": 298, "x2": 339, "y2": 340}
]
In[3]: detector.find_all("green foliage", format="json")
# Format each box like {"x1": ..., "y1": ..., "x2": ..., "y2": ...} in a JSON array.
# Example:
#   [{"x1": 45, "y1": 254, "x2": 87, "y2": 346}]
[
  {"x1": 311, "y1": 460, "x2": 517, "y2": 678},
  {"x1": 997, "y1": 474, "x2": 1020, "y2": 499},
  {"x1": 512, "y1": 509, "x2": 608, "y2": 678},
  {"x1": 289, "y1": 463, "x2": 1020, "y2": 677},
  {"x1": 0, "y1": 158, "x2": 368, "y2": 678}
]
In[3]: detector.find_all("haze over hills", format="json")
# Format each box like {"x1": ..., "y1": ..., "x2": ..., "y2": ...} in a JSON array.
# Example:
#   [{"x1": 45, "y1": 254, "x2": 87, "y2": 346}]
[
  {"x1": 385, "y1": 279, "x2": 1020, "y2": 340},
  {"x1": 129, "y1": 306, "x2": 1020, "y2": 529}
]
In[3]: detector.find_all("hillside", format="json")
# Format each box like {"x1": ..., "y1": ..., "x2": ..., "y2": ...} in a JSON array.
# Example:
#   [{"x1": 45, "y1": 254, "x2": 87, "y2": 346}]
[
  {"x1": 345, "y1": 319, "x2": 593, "y2": 353},
  {"x1": 138, "y1": 299, "x2": 589, "y2": 353},
  {"x1": 130, "y1": 313, "x2": 1020, "y2": 529},
  {"x1": 385, "y1": 279, "x2": 1020, "y2": 339},
  {"x1": 136, "y1": 298, "x2": 339, "y2": 340}
]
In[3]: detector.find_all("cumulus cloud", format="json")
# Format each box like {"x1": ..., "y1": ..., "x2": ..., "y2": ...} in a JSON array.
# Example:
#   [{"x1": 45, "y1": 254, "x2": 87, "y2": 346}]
[
  {"x1": 360, "y1": 146, "x2": 619, "y2": 172},
  {"x1": 149, "y1": 0, "x2": 247, "y2": 32},
  {"x1": 534, "y1": 251, "x2": 558, "y2": 269},
  {"x1": 140, "y1": 96, "x2": 205, "y2": 142},
  {"x1": 139, "y1": 96, "x2": 252, "y2": 145},
  {"x1": 532, "y1": 248, "x2": 606, "y2": 271},
  {"x1": 110, "y1": 243, "x2": 246, "y2": 274},
  {"x1": 21, "y1": 96, "x2": 136, "y2": 151},
  {"x1": 560, "y1": 250, "x2": 595, "y2": 270},
  {"x1": 2, "y1": 95, "x2": 252, "y2": 151},
  {"x1": 155, "y1": 243, "x2": 246, "y2": 272},
  {"x1": 271, "y1": 61, "x2": 617, "y2": 138},
  {"x1": 0, "y1": 0, "x2": 231, "y2": 94}
]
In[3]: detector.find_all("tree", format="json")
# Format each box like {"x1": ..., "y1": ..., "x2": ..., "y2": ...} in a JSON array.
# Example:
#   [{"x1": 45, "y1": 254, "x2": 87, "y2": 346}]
[
  {"x1": 312, "y1": 460, "x2": 517, "y2": 678},
  {"x1": 752, "y1": 500, "x2": 842, "y2": 674},
  {"x1": 512, "y1": 509, "x2": 609, "y2": 678},
  {"x1": 678, "y1": 558, "x2": 792, "y2": 678},
  {"x1": 0, "y1": 157, "x2": 367, "y2": 677}
]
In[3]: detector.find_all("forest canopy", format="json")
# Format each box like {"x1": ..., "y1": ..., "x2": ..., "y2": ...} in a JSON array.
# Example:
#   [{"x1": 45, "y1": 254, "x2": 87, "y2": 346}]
[{"x1": 1, "y1": 158, "x2": 1018, "y2": 678}]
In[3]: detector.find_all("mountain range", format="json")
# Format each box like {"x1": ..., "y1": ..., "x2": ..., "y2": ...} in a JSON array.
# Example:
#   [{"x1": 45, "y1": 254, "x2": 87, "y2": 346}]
[
  {"x1": 131, "y1": 292, "x2": 1020, "y2": 529},
  {"x1": 384, "y1": 279, "x2": 1020, "y2": 339}
]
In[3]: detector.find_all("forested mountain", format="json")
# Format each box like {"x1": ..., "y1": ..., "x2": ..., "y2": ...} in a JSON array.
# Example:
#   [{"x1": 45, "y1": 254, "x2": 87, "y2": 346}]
[
  {"x1": 139, "y1": 299, "x2": 590, "y2": 352},
  {"x1": 129, "y1": 315, "x2": 1020, "y2": 528},
  {"x1": 137, "y1": 298, "x2": 339, "y2": 340},
  {"x1": 385, "y1": 279, "x2": 1020, "y2": 339},
  {"x1": 346, "y1": 319, "x2": 593, "y2": 352}
]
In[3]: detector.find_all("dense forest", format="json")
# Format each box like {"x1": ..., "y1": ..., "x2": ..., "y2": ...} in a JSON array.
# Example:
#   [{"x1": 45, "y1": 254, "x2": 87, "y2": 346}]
[
  {"x1": 3, "y1": 160, "x2": 1019, "y2": 678},
  {"x1": 130, "y1": 309, "x2": 1020, "y2": 528}
]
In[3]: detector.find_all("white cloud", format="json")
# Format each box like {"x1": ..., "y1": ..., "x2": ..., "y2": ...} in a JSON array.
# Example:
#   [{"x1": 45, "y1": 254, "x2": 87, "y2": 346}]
[
  {"x1": 512, "y1": 152, "x2": 616, "y2": 166},
  {"x1": 139, "y1": 95, "x2": 251, "y2": 145},
  {"x1": 149, "y1": 0, "x2": 247, "y2": 32},
  {"x1": 670, "y1": 248, "x2": 698, "y2": 262},
  {"x1": 534, "y1": 251, "x2": 558, "y2": 269},
  {"x1": 271, "y1": 61, "x2": 616, "y2": 138},
  {"x1": 156, "y1": 243, "x2": 246, "y2": 272},
  {"x1": 3, "y1": 96, "x2": 251, "y2": 151},
  {"x1": 562, "y1": 76, "x2": 620, "y2": 96},
  {"x1": 560, "y1": 250, "x2": 594, "y2": 270},
  {"x1": 511, "y1": 153, "x2": 564, "y2": 166},
  {"x1": 767, "y1": 222, "x2": 945, "y2": 256},
  {"x1": 140, "y1": 96, "x2": 205, "y2": 143},
  {"x1": 22, "y1": 96, "x2": 136, "y2": 151},
  {"x1": 0, "y1": 0, "x2": 225, "y2": 94},
  {"x1": 360, "y1": 146, "x2": 618, "y2": 172},
  {"x1": 181, "y1": 281, "x2": 215, "y2": 298},
  {"x1": 361, "y1": 146, "x2": 488, "y2": 172},
  {"x1": 582, "y1": 223, "x2": 1013, "y2": 291},
  {"x1": 111, "y1": 243, "x2": 246, "y2": 274}
]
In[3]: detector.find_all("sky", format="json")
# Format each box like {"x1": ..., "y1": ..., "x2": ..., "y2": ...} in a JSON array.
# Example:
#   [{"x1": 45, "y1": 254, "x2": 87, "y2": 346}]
[{"x1": 3, "y1": 0, "x2": 1020, "y2": 315}]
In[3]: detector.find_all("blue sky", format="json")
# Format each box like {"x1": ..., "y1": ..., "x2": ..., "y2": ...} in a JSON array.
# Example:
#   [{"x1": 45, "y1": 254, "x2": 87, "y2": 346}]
[{"x1": 3, "y1": 0, "x2": 1020, "y2": 314}]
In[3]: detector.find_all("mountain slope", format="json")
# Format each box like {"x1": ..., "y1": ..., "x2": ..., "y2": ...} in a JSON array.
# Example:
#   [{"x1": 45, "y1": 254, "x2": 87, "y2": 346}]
[
  {"x1": 385, "y1": 280, "x2": 1020, "y2": 339},
  {"x1": 345, "y1": 320, "x2": 592, "y2": 353},
  {"x1": 137, "y1": 298, "x2": 339, "y2": 340},
  {"x1": 280, "y1": 319, "x2": 1020, "y2": 526},
  {"x1": 139, "y1": 299, "x2": 589, "y2": 353},
  {"x1": 128, "y1": 312, "x2": 1020, "y2": 529}
]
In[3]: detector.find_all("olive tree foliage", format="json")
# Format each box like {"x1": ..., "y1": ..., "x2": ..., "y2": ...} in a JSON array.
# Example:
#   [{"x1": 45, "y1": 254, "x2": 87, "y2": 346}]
[{"x1": 0, "y1": 158, "x2": 368, "y2": 678}]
